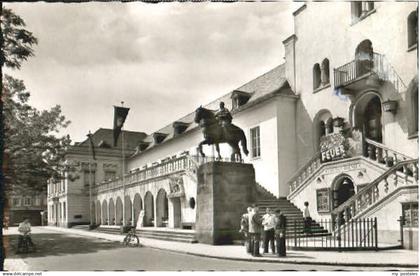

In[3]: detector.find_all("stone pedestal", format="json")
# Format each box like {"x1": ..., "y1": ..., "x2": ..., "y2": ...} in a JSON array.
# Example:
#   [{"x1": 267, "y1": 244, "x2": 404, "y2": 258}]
[{"x1": 195, "y1": 162, "x2": 256, "y2": 245}]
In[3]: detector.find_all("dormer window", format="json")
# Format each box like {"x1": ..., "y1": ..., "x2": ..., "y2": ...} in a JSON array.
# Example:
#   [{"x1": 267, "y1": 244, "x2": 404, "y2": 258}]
[
  {"x1": 231, "y1": 90, "x2": 252, "y2": 109},
  {"x1": 172, "y1": 121, "x2": 190, "y2": 136},
  {"x1": 97, "y1": 140, "x2": 111, "y2": 148},
  {"x1": 153, "y1": 132, "x2": 168, "y2": 144},
  {"x1": 137, "y1": 141, "x2": 150, "y2": 151}
]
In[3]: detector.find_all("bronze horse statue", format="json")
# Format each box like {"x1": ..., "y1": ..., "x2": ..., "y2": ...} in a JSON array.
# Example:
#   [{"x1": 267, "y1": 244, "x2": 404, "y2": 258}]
[{"x1": 194, "y1": 106, "x2": 249, "y2": 161}]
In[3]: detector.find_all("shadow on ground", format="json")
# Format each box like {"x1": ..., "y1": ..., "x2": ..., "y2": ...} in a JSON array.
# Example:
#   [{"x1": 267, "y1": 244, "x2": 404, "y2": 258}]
[{"x1": 4, "y1": 233, "x2": 122, "y2": 259}]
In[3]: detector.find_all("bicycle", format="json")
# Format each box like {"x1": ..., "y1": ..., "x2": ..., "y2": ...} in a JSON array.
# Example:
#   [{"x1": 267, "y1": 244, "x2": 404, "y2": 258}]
[
  {"x1": 17, "y1": 233, "x2": 36, "y2": 254},
  {"x1": 123, "y1": 227, "x2": 140, "y2": 247}
]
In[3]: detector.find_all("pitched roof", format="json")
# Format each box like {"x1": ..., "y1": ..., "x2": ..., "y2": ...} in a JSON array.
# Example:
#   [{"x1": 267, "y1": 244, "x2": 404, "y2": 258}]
[
  {"x1": 131, "y1": 63, "x2": 293, "y2": 157},
  {"x1": 78, "y1": 128, "x2": 147, "y2": 150}
]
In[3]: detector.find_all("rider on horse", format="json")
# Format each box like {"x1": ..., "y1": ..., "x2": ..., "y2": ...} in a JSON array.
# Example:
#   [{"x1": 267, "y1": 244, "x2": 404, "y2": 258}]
[{"x1": 215, "y1": 102, "x2": 233, "y2": 137}]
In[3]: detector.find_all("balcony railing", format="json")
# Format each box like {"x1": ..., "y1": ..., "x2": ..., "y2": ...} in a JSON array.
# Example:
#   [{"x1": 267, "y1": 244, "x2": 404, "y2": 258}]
[
  {"x1": 334, "y1": 53, "x2": 406, "y2": 93},
  {"x1": 93, "y1": 154, "x2": 238, "y2": 193}
]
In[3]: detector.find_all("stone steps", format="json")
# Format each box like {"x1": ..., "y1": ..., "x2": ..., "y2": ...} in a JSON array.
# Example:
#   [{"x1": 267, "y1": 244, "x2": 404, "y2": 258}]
[
  {"x1": 137, "y1": 228, "x2": 197, "y2": 243},
  {"x1": 255, "y1": 193, "x2": 330, "y2": 237}
]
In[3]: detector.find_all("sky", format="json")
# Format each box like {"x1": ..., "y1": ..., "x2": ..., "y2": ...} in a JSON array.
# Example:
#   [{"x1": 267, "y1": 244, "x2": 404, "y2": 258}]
[{"x1": 5, "y1": 1, "x2": 300, "y2": 143}]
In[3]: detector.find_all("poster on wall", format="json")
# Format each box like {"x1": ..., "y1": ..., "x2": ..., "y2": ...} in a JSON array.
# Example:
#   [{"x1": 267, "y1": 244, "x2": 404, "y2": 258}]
[{"x1": 320, "y1": 133, "x2": 349, "y2": 163}]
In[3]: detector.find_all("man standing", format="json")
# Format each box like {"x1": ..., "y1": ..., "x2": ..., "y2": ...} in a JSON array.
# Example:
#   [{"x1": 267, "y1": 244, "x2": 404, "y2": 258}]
[
  {"x1": 239, "y1": 207, "x2": 252, "y2": 254},
  {"x1": 275, "y1": 210, "x2": 287, "y2": 257},
  {"x1": 303, "y1": 201, "x2": 311, "y2": 235},
  {"x1": 248, "y1": 206, "x2": 262, "y2": 257},
  {"x1": 262, "y1": 208, "x2": 276, "y2": 254}
]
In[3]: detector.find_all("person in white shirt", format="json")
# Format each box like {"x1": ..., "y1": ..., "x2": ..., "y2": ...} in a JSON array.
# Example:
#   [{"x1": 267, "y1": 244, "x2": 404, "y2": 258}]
[
  {"x1": 303, "y1": 201, "x2": 312, "y2": 235},
  {"x1": 262, "y1": 208, "x2": 276, "y2": 254},
  {"x1": 17, "y1": 218, "x2": 34, "y2": 253}
]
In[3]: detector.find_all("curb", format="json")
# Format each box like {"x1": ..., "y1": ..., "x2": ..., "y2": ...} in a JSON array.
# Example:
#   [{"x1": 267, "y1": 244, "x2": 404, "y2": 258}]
[
  {"x1": 143, "y1": 244, "x2": 419, "y2": 268},
  {"x1": 40, "y1": 227, "x2": 420, "y2": 268}
]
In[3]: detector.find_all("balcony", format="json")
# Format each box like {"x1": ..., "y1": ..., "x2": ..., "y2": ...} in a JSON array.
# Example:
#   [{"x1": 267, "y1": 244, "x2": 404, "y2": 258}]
[
  {"x1": 334, "y1": 53, "x2": 406, "y2": 93},
  {"x1": 93, "y1": 154, "x2": 239, "y2": 194}
]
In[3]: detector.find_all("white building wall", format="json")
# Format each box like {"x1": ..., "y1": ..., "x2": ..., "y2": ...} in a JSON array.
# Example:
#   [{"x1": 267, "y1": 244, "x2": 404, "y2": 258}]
[{"x1": 292, "y1": 2, "x2": 418, "y2": 166}]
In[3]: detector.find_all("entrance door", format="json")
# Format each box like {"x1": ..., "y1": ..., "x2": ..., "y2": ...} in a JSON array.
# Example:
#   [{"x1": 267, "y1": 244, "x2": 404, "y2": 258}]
[
  {"x1": 172, "y1": 198, "x2": 182, "y2": 228},
  {"x1": 333, "y1": 177, "x2": 355, "y2": 209},
  {"x1": 364, "y1": 96, "x2": 382, "y2": 142}
]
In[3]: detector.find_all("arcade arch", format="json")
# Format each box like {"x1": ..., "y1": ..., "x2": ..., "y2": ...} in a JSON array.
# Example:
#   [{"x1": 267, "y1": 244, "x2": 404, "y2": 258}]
[
  {"x1": 116, "y1": 197, "x2": 123, "y2": 226},
  {"x1": 144, "y1": 192, "x2": 154, "y2": 227},
  {"x1": 156, "y1": 189, "x2": 169, "y2": 227},
  {"x1": 102, "y1": 200, "x2": 108, "y2": 225},
  {"x1": 133, "y1": 193, "x2": 142, "y2": 226},
  {"x1": 109, "y1": 198, "x2": 115, "y2": 225},
  {"x1": 124, "y1": 196, "x2": 132, "y2": 226}
]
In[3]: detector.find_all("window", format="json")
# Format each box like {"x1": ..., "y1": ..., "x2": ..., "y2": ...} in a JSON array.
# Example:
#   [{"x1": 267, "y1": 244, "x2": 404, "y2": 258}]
[
  {"x1": 351, "y1": 1, "x2": 375, "y2": 23},
  {"x1": 407, "y1": 77, "x2": 418, "y2": 138},
  {"x1": 63, "y1": 202, "x2": 66, "y2": 220},
  {"x1": 250, "y1": 126, "x2": 261, "y2": 158},
  {"x1": 402, "y1": 202, "x2": 418, "y2": 227},
  {"x1": 12, "y1": 198, "x2": 21, "y2": 207},
  {"x1": 24, "y1": 197, "x2": 32, "y2": 206},
  {"x1": 326, "y1": 117, "x2": 334, "y2": 134},
  {"x1": 407, "y1": 10, "x2": 418, "y2": 49},
  {"x1": 34, "y1": 197, "x2": 41, "y2": 206},
  {"x1": 317, "y1": 189, "x2": 330, "y2": 212},
  {"x1": 321, "y1": 58, "x2": 330, "y2": 85},
  {"x1": 104, "y1": 171, "x2": 116, "y2": 181},
  {"x1": 83, "y1": 171, "x2": 96, "y2": 186},
  {"x1": 313, "y1": 63, "x2": 321, "y2": 90}
]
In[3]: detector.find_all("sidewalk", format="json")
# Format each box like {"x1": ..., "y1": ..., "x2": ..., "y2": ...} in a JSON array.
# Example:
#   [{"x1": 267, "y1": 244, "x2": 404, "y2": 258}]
[
  {"x1": 4, "y1": 226, "x2": 418, "y2": 269},
  {"x1": 37, "y1": 226, "x2": 418, "y2": 268}
]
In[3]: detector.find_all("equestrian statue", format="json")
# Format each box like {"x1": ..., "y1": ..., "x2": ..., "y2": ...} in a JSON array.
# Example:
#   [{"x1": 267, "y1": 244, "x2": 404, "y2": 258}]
[{"x1": 194, "y1": 101, "x2": 249, "y2": 161}]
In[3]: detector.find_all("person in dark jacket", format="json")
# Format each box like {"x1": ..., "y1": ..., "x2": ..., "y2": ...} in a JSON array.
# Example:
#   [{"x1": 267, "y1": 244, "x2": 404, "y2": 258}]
[
  {"x1": 275, "y1": 210, "x2": 287, "y2": 257},
  {"x1": 248, "y1": 206, "x2": 262, "y2": 257},
  {"x1": 239, "y1": 207, "x2": 252, "y2": 254}
]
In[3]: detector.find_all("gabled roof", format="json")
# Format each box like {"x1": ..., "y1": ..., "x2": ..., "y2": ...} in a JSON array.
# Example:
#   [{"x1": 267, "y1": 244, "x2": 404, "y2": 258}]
[
  {"x1": 131, "y1": 63, "x2": 294, "y2": 157},
  {"x1": 78, "y1": 128, "x2": 147, "y2": 150}
]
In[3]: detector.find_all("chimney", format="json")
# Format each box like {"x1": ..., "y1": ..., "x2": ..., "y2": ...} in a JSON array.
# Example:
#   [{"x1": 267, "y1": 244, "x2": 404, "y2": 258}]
[{"x1": 282, "y1": 34, "x2": 297, "y2": 93}]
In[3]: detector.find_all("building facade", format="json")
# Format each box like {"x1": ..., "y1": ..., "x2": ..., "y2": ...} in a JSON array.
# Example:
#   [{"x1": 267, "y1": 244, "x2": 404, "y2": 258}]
[
  {"x1": 5, "y1": 190, "x2": 47, "y2": 226},
  {"x1": 50, "y1": 2, "x2": 418, "y2": 248},
  {"x1": 47, "y1": 129, "x2": 146, "y2": 227}
]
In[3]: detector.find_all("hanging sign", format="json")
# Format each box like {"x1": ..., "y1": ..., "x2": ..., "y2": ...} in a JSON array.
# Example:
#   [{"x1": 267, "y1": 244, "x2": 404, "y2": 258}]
[{"x1": 320, "y1": 133, "x2": 348, "y2": 163}]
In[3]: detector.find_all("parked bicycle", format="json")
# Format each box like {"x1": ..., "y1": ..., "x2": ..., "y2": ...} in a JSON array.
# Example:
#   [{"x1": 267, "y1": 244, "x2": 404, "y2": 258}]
[{"x1": 123, "y1": 227, "x2": 140, "y2": 247}]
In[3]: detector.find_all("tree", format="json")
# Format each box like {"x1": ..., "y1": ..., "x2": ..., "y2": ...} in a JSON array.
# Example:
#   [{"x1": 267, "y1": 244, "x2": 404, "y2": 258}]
[
  {"x1": 0, "y1": 7, "x2": 69, "y2": 270},
  {"x1": 3, "y1": 75, "x2": 72, "y2": 192}
]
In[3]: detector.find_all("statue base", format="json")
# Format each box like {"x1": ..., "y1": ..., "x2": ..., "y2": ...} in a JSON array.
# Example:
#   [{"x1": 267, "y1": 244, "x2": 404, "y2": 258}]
[{"x1": 195, "y1": 162, "x2": 256, "y2": 245}]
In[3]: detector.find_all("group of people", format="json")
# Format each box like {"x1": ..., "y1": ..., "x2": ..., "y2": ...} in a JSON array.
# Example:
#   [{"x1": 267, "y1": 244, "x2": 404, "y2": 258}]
[{"x1": 239, "y1": 206, "x2": 286, "y2": 257}]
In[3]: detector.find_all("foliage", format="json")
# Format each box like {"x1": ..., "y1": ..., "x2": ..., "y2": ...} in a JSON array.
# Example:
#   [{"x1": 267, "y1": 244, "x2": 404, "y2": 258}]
[
  {"x1": 3, "y1": 75, "x2": 72, "y2": 192},
  {"x1": 1, "y1": 8, "x2": 38, "y2": 69},
  {"x1": 1, "y1": 8, "x2": 72, "y2": 192}
]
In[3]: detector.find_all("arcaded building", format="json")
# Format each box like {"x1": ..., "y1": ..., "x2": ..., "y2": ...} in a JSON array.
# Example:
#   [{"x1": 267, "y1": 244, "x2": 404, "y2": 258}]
[{"x1": 49, "y1": 2, "x2": 418, "y2": 248}]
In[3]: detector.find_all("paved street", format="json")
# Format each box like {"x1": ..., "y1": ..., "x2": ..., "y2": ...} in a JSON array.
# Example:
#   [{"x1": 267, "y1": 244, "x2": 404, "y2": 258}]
[{"x1": 3, "y1": 227, "x2": 416, "y2": 271}]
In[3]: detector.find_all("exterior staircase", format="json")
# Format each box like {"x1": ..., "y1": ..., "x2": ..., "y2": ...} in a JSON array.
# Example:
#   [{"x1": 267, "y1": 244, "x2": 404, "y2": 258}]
[
  {"x1": 256, "y1": 183, "x2": 329, "y2": 238},
  {"x1": 94, "y1": 225, "x2": 198, "y2": 243},
  {"x1": 137, "y1": 228, "x2": 197, "y2": 243}
]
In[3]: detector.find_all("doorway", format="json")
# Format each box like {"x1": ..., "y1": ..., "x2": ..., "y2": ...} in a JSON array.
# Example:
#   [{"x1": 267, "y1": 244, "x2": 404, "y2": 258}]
[{"x1": 332, "y1": 176, "x2": 355, "y2": 209}]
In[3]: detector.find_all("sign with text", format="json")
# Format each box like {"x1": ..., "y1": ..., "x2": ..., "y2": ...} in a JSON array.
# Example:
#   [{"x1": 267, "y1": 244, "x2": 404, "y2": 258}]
[{"x1": 320, "y1": 133, "x2": 348, "y2": 163}]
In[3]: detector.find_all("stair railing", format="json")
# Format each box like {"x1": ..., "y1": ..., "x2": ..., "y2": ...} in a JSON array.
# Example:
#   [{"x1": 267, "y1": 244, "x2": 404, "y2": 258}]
[
  {"x1": 364, "y1": 138, "x2": 414, "y2": 167},
  {"x1": 331, "y1": 159, "x2": 418, "y2": 223},
  {"x1": 288, "y1": 151, "x2": 321, "y2": 194}
]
